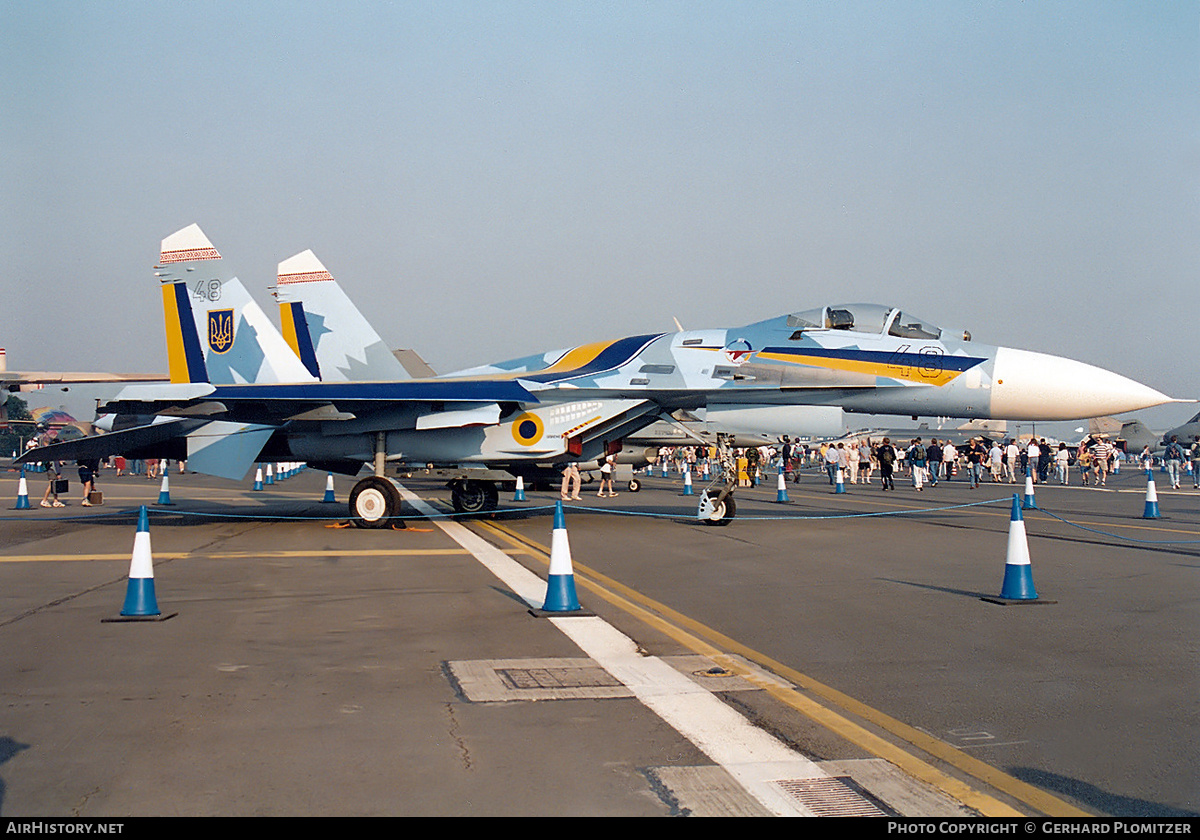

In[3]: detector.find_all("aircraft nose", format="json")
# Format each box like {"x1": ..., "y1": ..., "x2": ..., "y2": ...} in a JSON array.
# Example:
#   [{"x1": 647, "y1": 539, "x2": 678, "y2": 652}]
[{"x1": 990, "y1": 347, "x2": 1173, "y2": 420}]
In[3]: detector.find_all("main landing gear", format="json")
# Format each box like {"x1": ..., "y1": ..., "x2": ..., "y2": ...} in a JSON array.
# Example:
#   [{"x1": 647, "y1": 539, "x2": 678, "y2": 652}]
[
  {"x1": 349, "y1": 476, "x2": 403, "y2": 528},
  {"x1": 349, "y1": 431, "x2": 405, "y2": 528},
  {"x1": 449, "y1": 479, "x2": 498, "y2": 514}
]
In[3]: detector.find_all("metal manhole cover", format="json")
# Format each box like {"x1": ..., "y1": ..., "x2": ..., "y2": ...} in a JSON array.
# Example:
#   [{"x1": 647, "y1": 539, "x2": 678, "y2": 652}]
[
  {"x1": 775, "y1": 776, "x2": 894, "y2": 817},
  {"x1": 496, "y1": 665, "x2": 623, "y2": 690}
]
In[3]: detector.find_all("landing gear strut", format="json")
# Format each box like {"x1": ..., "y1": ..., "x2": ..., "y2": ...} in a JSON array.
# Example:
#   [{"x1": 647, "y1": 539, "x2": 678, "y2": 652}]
[
  {"x1": 349, "y1": 431, "x2": 403, "y2": 528},
  {"x1": 699, "y1": 432, "x2": 738, "y2": 526}
]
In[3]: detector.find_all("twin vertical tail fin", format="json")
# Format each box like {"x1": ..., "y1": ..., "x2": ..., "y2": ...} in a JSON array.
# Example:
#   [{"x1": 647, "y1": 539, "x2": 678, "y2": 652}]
[
  {"x1": 154, "y1": 224, "x2": 293, "y2": 481},
  {"x1": 275, "y1": 250, "x2": 411, "y2": 382},
  {"x1": 156, "y1": 224, "x2": 316, "y2": 386},
  {"x1": 157, "y1": 225, "x2": 214, "y2": 385}
]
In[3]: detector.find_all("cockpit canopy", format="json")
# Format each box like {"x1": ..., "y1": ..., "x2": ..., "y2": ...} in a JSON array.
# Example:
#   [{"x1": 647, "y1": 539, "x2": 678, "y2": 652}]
[{"x1": 786, "y1": 304, "x2": 944, "y2": 341}]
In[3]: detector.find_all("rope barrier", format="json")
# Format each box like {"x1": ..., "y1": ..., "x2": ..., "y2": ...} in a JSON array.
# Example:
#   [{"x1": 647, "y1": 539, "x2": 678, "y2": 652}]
[
  {"x1": 1032, "y1": 506, "x2": 1200, "y2": 545},
  {"x1": 1, "y1": 495, "x2": 1012, "y2": 523},
  {"x1": 4, "y1": 493, "x2": 1198, "y2": 547}
]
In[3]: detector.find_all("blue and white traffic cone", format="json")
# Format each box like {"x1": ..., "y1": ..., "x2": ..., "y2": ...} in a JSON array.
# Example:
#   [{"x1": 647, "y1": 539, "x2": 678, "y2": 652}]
[
  {"x1": 776, "y1": 468, "x2": 790, "y2": 503},
  {"x1": 997, "y1": 495, "x2": 1039, "y2": 601},
  {"x1": 834, "y1": 468, "x2": 846, "y2": 494},
  {"x1": 253, "y1": 466, "x2": 263, "y2": 491},
  {"x1": 541, "y1": 502, "x2": 581, "y2": 612},
  {"x1": 322, "y1": 472, "x2": 336, "y2": 503},
  {"x1": 661, "y1": 461, "x2": 669, "y2": 478},
  {"x1": 1142, "y1": 470, "x2": 1160, "y2": 519},
  {"x1": 156, "y1": 473, "x2": 174, "y2": 505},
  {"x1": 513, "y1": 475, "x2": 526, "y2": 502},
  {"x1": 265, "y1": 463, "x2": 274, "y2": 485},
  {"x1": 14, "y1": 467, "x2": 31, "y2": 510},
  {"x1": 1023, "y1": 471, "x2": 1036, "y2": 510},
  {"x1": 682, "y1": 468, "x2": 694, "y2": 495},
  {"x1": 121, "y1": 506, "x2": 161, "y2": 617}
]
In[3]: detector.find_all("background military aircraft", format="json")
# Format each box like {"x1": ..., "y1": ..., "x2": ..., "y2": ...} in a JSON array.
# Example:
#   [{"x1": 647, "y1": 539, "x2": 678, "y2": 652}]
[{"x1": 0, "y1": 348, "x2": 163, "y2": 427}]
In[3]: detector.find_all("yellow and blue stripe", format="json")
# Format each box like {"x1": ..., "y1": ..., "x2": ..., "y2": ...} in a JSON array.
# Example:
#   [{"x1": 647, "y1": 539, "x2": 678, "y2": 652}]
[
  {"x1": 280, "y1": 300, "x2": 321, "y2": 379},
  {"x1": 519, "y1": 334, "x2": 664, "y2": 384},
  {"x1": 752, "y1": 346, "x2": 985, "y2": 386},
  {"x1": 161, "y1": 281, "x2": 209, "y2": 384}
]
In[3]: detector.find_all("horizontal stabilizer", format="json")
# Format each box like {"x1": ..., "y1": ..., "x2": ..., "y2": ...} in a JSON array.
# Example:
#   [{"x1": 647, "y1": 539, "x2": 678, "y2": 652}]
[
  {"x1": 14, "y1": 418, "x2": 201, "y2": 465},
  {"x1": 185, "y1": 421, "x2": 275, "y2": 481}
]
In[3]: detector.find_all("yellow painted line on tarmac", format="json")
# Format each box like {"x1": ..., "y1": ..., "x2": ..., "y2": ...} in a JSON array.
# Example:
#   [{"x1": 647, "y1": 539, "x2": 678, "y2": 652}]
[
  {"x1": 478, "y1": 518, "x2": 1090, "y2": 818},
  {"x1": 0, "y1": 552, "x2": 193, "y2": 563},
  {"x1": 0, "y1": 548, "x2": 530, "y2": 563}
]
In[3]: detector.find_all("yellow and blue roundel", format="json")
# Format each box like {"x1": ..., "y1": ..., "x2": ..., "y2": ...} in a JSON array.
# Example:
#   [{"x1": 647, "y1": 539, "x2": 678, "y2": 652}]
[{"x1": 511, "y1": 412, "x2": 544, "y2": 446}]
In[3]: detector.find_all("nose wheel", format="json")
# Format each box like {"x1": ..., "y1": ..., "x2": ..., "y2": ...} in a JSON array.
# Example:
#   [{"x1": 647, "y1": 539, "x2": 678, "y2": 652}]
[{"x1": 699, "y1": 489, "x2": 736, "y2": 525}]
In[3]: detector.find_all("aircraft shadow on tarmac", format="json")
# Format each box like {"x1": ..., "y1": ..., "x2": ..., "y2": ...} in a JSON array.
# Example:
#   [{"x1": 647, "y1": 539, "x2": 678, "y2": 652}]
[{"x1": 1009, "y1": 767, "x2": 1200, "y2": 819}]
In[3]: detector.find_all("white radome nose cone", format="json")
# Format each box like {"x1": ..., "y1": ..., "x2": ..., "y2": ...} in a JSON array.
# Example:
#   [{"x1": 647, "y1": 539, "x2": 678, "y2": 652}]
[{"x1": 991, "y1": 347, "x2": 1173, "y2": 420}]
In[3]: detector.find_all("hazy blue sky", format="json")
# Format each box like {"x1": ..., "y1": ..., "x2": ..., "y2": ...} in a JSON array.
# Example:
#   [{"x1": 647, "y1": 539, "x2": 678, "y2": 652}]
[{"x1": 3, "y1": 2, "x2": 1197, "y2": 426}]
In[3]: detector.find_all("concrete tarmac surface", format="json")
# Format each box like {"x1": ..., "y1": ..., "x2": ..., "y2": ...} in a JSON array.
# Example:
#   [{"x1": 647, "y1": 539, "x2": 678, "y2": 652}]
[{"x1": 0, "y1": 463, "x2": 1196, "y2": 817}]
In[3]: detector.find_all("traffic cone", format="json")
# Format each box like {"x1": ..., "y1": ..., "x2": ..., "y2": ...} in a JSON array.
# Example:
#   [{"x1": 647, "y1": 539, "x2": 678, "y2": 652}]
[
  {"x1": 682, "y1": 468, "x2": 694, "y2": 495},
  {"x1": 776, "y1": 469, "x2": 789, "y2": 502},
  {"x1": 156, "y1": 473, "x2": 174, "y2": 505},
  {"x1": 253, "y1": 466, "x2": 263, "y2": 491},
  {"x1": 986, "y1": 495, "x2": 1047, "y2": 604},
  {"x1": 1023, "y1": 471, "x2": 1036, "y2": 510},
  {"x1": 265, "y1": 463, "x2": 274, "y2": 485},
  {"x1": 14, "y1": 467, "x2": 31, "y2": 510},
  {"x1": 539, "y1": 502, "x2": 582, "y2": 613},
  {"x1": 102, "y1": 506, "x2": 175, "y2": 622},
  {"x1": 834, "y1": 468, "x2": 846, "y2": 494},
  {"x1": 661, "y1": 461, "x2": 668, "y2": 478},
  {"x1": 322, "y1": 472, "x2": 336, "y2": 503},
  {"x1": 1142, "y1": 470, "x2": 1160, "y2": 519},
  {"x1": 513, "y1": 475, "x2": 526, "y2": 501}
]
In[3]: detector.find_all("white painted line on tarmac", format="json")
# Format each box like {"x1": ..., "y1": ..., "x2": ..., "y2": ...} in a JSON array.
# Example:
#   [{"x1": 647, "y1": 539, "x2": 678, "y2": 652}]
[{"x1": 398, "y1": 486, "x2": 826, "y2": 817}]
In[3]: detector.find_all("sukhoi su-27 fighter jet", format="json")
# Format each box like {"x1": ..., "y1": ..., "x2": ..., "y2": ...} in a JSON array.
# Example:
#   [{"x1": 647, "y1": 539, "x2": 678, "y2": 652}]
[{"x1": 20, "y1": 224, "x2": 1178, "y2": 526}]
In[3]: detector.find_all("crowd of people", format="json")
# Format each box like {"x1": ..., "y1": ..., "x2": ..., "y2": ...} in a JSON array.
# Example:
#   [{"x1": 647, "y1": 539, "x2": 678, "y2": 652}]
[{"x1": 645, "y1": 434, "x2": 1200, "y2": 492}]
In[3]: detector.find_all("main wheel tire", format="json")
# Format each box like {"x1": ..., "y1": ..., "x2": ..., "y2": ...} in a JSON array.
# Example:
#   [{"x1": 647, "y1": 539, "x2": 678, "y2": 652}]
[
  {"x1": 628, "y1": 478, "x2": 641, "y2": 492},
  {"x1": 349, "y1": 477, "x2": 399, "y2": 528},
  {"x1": 451, "y1": 480, "x2": 499, "y2": 514},
  {"x1": 702, "y1": 491, "x2": 736, "y2": 526}
]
